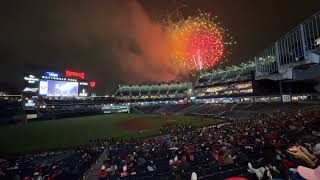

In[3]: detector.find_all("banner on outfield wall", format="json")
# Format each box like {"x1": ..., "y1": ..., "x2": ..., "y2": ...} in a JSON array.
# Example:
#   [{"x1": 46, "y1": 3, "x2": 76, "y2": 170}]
[
  {"x1": 27, "y1": 114, "x2": 38, "y2": 119},
  {"x1": 101, "y1": 104, "x2": 129, "y2": 114}
]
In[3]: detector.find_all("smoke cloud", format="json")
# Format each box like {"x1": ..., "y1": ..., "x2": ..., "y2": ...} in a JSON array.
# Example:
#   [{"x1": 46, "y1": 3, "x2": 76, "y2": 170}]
[
  {"x1": 60, "y1": 0, "x2": 178, "y2": 84},
  {"x1": 0, "y1": 0, "x2": 184, "y2": 94}
]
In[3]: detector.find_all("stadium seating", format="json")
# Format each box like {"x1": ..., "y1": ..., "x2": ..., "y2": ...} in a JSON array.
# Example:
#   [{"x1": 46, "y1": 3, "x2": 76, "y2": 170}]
[
  {"x1": 1, "y1": 146, "x2": 104, "y2": 180},
  {"x1": 1, "y1": 102, "x2": 320, "y2": 180},
  {"x1": 92, "y1": 106, "x2": 320, "y2": 180},
  {"x1": 33, "y1": 97, "x2": 116, "y2": 120},
  {"x1": 0, "y1": 98, "x2": 24, "y2": 124}
]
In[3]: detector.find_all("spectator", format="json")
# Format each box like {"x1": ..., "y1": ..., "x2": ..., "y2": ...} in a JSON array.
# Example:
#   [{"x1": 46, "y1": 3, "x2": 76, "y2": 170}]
[
  {"x1": 287, "y1": 146, "x2": 318, "y2": 168},
  {"x1": 297, "y1": 165, "x2": 320, "y2": 180},
  {"x1": 191, "y1": 172, "x2": 197, "y2": 180}
]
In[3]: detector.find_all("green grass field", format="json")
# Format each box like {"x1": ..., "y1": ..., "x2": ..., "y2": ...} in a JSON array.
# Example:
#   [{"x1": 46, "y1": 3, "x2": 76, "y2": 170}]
[{"x1": 0, "y1": 114, "x2": 224, "y2": 154}]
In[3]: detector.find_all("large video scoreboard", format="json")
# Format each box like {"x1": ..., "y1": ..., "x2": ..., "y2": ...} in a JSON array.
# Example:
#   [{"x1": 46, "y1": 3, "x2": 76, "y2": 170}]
[
  {"x1": 23, "y1": 70, "x2": 96, "y2": 97},
  {"x1": 39, "y1": 80, "x2": 79, "y2": 97}
]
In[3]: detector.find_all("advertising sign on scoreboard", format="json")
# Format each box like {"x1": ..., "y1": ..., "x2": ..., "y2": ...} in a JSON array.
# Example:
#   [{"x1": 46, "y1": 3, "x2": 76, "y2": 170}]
[
  {"x1": 65, "y1": 70, "x2": 85, "y2": 79},
  {"x1": 24, "y1": 75, "x2": 39, "y2": 84},
  {"x1": 44, "y1": 72, "x2": 60, "y2": 78},
  {"x1": 89, "y1": 81, "x2": 96, "y2": 87}
]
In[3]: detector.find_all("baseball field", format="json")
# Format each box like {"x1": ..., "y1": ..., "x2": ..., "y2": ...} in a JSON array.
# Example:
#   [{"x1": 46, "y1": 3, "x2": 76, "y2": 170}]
[{"x1": 0, "y1": 114, "x2": 224, "y2": 154}]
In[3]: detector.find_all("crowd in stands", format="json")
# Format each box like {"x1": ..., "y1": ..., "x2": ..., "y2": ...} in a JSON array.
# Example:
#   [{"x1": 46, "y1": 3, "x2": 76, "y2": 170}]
[
  {"x1": 133, "y1": 102, "x2": 317, "y2": 120},
  {"x1": 0, "y1": 146, "x2": 105, "y2": 180},
  {"x1": 95, "y1": 107, "x2": 320, "y2": 180},
  {"x1": 0, "y1": 103, "x2": 320, "y2": 180},
  {"x1": 159, "y1": 123, "x2": 193, "y2": 135}
]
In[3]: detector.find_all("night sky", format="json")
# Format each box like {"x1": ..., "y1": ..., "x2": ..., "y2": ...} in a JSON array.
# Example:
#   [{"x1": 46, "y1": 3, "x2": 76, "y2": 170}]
[{"x1": 1, "y1": 0, "x2": 320, "y2": 95}]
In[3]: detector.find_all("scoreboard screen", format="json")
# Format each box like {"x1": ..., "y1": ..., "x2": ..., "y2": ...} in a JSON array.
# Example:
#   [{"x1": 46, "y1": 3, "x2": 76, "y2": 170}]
[{"x1": 39, "y1": 80, "x2": 78, "y2": 96}]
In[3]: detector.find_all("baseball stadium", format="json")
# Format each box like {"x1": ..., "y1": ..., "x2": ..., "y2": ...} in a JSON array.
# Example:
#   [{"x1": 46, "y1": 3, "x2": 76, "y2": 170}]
[{"x1": 1, "y1": 2, "x2": 320, "y2": 180}]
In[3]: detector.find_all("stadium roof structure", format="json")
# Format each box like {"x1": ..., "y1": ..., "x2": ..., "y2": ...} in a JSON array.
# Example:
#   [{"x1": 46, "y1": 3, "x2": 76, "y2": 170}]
[
  {"x1": 197, "y1": 61, "x2": 255, "y2": 86},
  {"x1": 115, "y1": 81, "x2": 192, "y2": 100},
  {"x1": 117, "y1": 80, "x2": 191, "y2": 87},
  {"x1": 201, "y1": 61, "x2": 255, "y2": 76},
  {"x1": 254, "y1": 10, "x2": 320, "y2": 80}
]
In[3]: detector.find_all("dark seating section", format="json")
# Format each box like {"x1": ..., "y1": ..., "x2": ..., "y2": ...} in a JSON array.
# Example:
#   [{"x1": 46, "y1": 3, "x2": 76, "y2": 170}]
[
  {"x1": 0, "y1": 98, "x2": 24, "y2": 124},
  {"x1": 133, "y1": 102, "x2": 317, "y2": 119},
  {"x1": 1, "y1": 146, "x2": 105, "y2": 180},
  {"x1": 36, "y1": 97, "x2": 115, "y2": 120}
]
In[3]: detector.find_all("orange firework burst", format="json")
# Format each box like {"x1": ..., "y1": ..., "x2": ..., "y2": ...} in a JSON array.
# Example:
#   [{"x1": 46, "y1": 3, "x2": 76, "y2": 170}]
[{"x1": 169, "y1": 13, "x2": 234, "y2": 71}]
